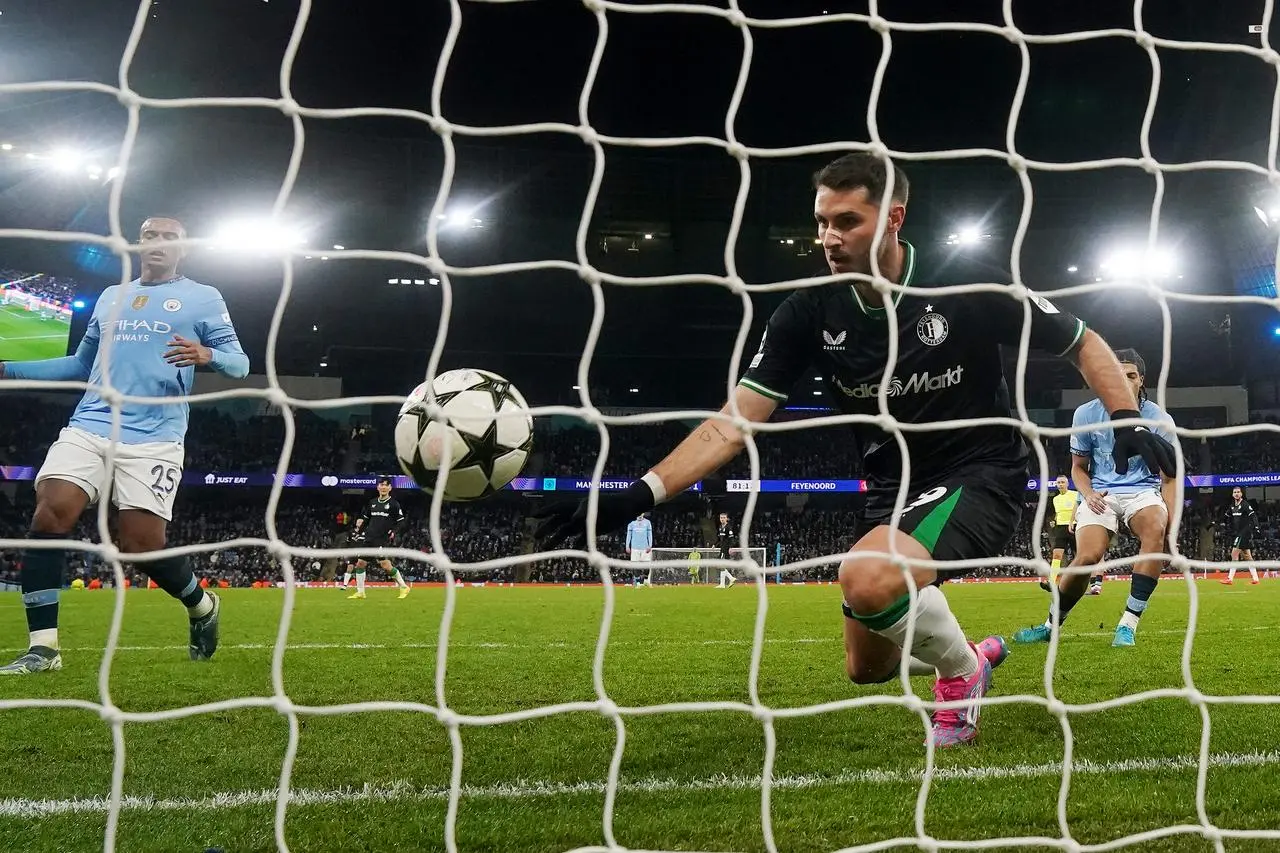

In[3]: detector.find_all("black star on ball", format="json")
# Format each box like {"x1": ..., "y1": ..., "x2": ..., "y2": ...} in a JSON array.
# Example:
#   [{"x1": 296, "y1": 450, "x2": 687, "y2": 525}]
[
  {"x1": 457, "y1": 420, "x2": 503, "y2": 482},
  {"x1": 470, "y1": 374, "x2": 511, "y2": 411}
]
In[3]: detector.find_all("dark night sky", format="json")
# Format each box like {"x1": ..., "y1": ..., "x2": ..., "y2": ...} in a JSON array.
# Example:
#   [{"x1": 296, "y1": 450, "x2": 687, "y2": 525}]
[{"x1": 0, "y1": 0, "x2": 1278, "y2": 406}]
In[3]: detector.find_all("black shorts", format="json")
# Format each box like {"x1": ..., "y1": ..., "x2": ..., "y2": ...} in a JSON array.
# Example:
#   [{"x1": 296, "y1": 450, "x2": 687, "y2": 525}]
[
  {"x1": 1048, "y1": 524, "x2": 1073, "y2": 552},
  {"x1": 857, "y1": 465, "x2": 1025, "y2": 579},
  {"x1": 1232, "y1": 534, "x2": 1253, "y2": 551}
]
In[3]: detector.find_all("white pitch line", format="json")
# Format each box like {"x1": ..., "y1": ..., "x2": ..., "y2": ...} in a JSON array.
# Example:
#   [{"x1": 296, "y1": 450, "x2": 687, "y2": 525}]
[
  {"x1": 4, "y1": 625, "x2": 1270, "y2": 656},
  {"x1": 3, "y1": 749, "x2": 1279, "y2": 819}
]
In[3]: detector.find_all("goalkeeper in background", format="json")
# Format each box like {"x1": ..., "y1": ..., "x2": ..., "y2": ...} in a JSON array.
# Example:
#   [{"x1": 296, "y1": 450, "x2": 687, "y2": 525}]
[
  {"x1": 0, "y1": 217, "x2": 249, "y2": 675},
  {"x1": 534, "y1": 153, "x2": 1177, "y2": 747}
]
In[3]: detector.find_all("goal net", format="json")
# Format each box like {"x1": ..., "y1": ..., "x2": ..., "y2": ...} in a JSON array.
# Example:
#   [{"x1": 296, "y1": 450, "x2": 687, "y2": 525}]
[
  {"x1": 647, "y1": 547, "x2": 768, "y2": 585},
  {"x1": 2, "y1": 1, "x2": 1279, "y2": 852}
]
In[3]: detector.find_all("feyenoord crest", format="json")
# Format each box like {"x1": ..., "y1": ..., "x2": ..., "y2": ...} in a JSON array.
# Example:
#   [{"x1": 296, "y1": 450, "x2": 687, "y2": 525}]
[
  {"x1": 917, "y1": 306, "x2": 948, "y2": 346},
  {"x1": 163, "y1": 299, "x2": 182, "y2": 312},
  {"x1": 131, "y1": 295, "x2": 149, "y2": 310}
]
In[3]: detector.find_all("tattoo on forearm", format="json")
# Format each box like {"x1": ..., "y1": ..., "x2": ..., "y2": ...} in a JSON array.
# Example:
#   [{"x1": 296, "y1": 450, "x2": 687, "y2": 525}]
[{"x1": 695, "y1": 424, "x2": 733, "y2": 445}]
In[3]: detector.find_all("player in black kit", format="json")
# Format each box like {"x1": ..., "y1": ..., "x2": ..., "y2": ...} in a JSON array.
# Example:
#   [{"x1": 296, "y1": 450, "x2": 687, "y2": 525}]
[
  {"x1": 1221, "y1": 486, "x2": 1261, "y2": 585},
  {"x1": 346, "y1": 476, "x2": 411, "y2": 600},
  {"x1": 715, "y1": 512, "x2": 737, "y2": 588},
  {"x1": 534, "y1": 152, "x2": 1177, "y2": 747}
]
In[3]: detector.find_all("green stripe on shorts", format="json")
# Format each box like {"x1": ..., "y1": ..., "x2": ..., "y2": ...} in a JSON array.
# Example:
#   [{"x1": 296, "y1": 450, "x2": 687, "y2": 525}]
[{"x1": 910, "y1": 487, "x2": 965, "y2": 554}]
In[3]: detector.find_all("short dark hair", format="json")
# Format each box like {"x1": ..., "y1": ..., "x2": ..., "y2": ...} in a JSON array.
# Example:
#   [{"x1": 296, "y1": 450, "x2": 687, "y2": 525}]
[
  {"x1": 1113, "y1": 348, "x2": 1146, "y2": 377},
  {"x1": 812, "y1": 152, "x2": 910, "y2": 205},
  {"x1": 376, "y1": 475, "x2": 392, "y2": 485}
]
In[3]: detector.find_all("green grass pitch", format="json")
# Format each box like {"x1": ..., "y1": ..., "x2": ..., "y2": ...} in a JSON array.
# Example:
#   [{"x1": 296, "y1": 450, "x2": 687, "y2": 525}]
[
  {"x1": 2, "y1": 580, "x2": 1280, "y2": 852},
  {"x1": 0, "y1": 305, "x2": 71, "y2": 362}
]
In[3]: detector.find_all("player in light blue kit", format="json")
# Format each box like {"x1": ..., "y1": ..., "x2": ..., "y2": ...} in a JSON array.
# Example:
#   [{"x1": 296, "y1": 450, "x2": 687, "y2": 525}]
[
  {"x1": 1014, "y1": 349, "x2": 1178, "y2": 648},
  {"x1": 626, "y1": 512, "x2": 654, "y2": 584},
  {"x1": 0, "y1": 217, "x2": 250, "y2": 675}
]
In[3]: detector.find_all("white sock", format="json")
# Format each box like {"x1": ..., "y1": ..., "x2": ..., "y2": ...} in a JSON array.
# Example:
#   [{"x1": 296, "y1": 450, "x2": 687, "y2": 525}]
[
  {"x1": 30, "y1": 628, "x2": 58, "y2": 651},
  {"x1": 1228, "y1": 567, "x2": 1236, "y2": 581},
  {"x1": 1249, "y1": 566, "x2": 1259, "y2": 582},
  {"x1": 871, "y1": 586, "x2": 978, "y2": 680},
  {"x1": 393, "y1": 570, "x2": 407, "y2": 589},
  {"x1": 907, "y1": 657, "x2": 935, "y2": 677},
  {"x1": 342, "y1": 571, "x2": 351, "y2": 586},
  {"x1": 1119, "y1": 611, "x2": 1140, "y2": 631},
  {"x1": 187, "y1": 591, "x2": 214, "y2": 620},
  {"x1": 356, "y1": 571, "x2": 366, "y2": 594}
]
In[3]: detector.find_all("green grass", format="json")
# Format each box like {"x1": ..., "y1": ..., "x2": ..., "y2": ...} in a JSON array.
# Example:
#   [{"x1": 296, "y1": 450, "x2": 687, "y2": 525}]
[
  {"x1": 2, "y1": 580, "x2": 1280, "y2": 852},
  {"x1": 0, "y1": 305, "x2": 72, "y2": 361}
]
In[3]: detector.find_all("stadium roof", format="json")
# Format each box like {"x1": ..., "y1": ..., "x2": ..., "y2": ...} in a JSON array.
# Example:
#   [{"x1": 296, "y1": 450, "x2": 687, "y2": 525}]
[{"x1": 0, "y1": 0, "x2": 1277, "y2": 401}]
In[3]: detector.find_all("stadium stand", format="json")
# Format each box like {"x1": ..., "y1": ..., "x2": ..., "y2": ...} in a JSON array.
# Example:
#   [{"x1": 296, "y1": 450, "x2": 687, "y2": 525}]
[{"x1": 0, "y1": 394, "x2": 1274, "y2": 589}]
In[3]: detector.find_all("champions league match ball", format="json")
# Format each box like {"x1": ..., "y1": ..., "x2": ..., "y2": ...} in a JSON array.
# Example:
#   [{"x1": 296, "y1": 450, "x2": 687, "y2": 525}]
[{"x1": 394, "y1": 368, "x2": 534, "y2": 501}]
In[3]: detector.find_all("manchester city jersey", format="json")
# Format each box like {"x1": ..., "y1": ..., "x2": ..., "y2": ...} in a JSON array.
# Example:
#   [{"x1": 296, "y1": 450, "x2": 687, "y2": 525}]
[
  {"x1": 1070, "y1": 398, "x2": 1174, "y2": 493},
  {"x1": 7, "y1": 277, "x2": 247, "y2": 444}
]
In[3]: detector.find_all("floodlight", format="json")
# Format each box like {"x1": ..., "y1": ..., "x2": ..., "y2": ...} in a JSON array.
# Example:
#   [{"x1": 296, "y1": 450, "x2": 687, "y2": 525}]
[
  {"x1": 0, "y1": 143, "x2": 12, "y2": 151},
  {"x1": 1098, "y1": 246, "x2": 1178, "y2": 280},
  {"x1": 1273, "y1": 326, "x2": 1280, "y2": 337},
  {"x1": 211, "y1": 217, "x2": 306, "y2": 255},
  {"x1": 72, "y1": 299, "x2": 86, "y2": 310},
  {"x1": 945, "y1": 225, "x2": 985, "y2": 246},
  {"x1": 1066, "y1": 265, "x2": 1078, "y2": 273},
  {"x1": 48, "y1": 148, "x2": 81, "y2": 173}
]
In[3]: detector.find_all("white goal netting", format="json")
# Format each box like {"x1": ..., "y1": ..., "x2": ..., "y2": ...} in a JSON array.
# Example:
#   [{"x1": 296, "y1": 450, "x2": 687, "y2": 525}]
[
  {"x1": 2, "y1": 1, "x2": 1280, "y2": 852},
  {"x1": 647, "y1": 547, "x2": 768, "y2": 584}
]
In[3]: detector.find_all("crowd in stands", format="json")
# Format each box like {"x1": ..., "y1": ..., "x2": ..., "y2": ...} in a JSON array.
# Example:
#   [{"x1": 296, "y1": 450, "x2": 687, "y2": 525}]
[
  {"x1": 1, "y1": 270, "x2": 77, "y2": 306},
  {"x1": 0, "y1": 394, "x2": 1277, "y2": 589},
  {"x1": 0, "y1": 487, "x2": 1274, "y2": 590}
]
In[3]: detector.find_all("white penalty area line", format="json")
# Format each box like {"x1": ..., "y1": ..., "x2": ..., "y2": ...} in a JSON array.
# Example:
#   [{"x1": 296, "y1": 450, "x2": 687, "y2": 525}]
[
  {"x1": 4, "y1": 749, "x2": 1280, "y2": 819},
  {"x1": 5, "y1": 624, "x2": 1273, "y2": 656}
]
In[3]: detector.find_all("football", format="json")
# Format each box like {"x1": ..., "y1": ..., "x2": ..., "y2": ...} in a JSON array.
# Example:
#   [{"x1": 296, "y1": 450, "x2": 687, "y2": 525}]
[{"x1": 394, "y1": 368, "x2": 533, "y2": 501}]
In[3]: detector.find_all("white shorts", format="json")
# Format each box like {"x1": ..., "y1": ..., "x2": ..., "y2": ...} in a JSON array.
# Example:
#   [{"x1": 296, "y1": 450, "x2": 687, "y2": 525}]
[
  {"x1": 36, "y1": 427, "x2": 185, "y2": 521},
  {"x1": 1074, "y1": 488, "x2": 1164, "y2": 535},
  {"x1": 629, "y1": 550, "x2": 653, "y2": 562}
]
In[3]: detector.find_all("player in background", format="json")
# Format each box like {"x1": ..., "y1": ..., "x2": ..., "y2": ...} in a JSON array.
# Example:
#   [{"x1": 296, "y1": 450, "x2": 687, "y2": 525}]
[
  {"x1": 0, "y1": 217, "x2": 249, "y2": 674},
  {"x1": 533, "y1": 153, "x2": 1177, "y2": 746},
  {"x1": 625, "y1": 512, "x2": 654, "y2": 585},
  {"x1": 687, "y1": 549, "x2": 702, "y2": 585},
  {"x1": 1221, "y1": 487, "x2": 1260, "y2": 585},
  {"x1": 1040, "y1": 475, "x2": 1078, "y2": 591},
  {"x1": 715, "y1": 512, "x2": 737, "y2": 588},
  {"x1": 346, "y1": 476, "x2": 410, "y2": 599},
  {"x1": 1014, "y1": 350, "x2": 1178, "y2": 648}
]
